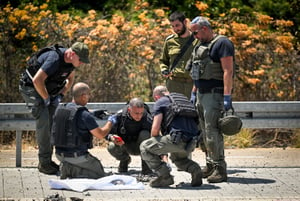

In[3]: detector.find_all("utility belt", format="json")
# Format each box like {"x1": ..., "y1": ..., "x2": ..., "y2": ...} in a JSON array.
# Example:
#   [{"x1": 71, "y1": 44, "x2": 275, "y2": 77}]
[
  {"x1": 170, "y1": 131, "x2": 194, "y2": 144},
  {"x1": 170, "y1": 131, "x2": 198, "y2": 153},
  {"x1": 56, "y1": 151, "x2": 87, "y2": 158},
  {"x1": 198, "y1": 87, "x2": 223, "y2": 94}
]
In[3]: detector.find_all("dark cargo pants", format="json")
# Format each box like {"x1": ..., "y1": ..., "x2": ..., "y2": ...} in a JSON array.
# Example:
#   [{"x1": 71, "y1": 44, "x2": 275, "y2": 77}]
[{"x1": 19, "y1": 85, "x2": 56, "y2": 164}]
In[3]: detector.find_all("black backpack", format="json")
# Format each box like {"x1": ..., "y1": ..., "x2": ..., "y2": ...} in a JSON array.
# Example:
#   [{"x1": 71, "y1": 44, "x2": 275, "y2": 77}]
[{"x1": 163, "y1": 93, "x2": 199, "y2": 130}]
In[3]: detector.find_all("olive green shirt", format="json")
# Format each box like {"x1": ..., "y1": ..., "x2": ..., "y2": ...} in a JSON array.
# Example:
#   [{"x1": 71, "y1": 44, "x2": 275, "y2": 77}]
[{"x1": 160, "y1": 33, "x2": 198, "y2": 79}]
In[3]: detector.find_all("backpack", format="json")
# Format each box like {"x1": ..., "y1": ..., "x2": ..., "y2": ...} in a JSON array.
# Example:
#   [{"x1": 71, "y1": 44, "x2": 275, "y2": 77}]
[{"x1": 163, "y1": 93, "x2": 199, "y2": 129}]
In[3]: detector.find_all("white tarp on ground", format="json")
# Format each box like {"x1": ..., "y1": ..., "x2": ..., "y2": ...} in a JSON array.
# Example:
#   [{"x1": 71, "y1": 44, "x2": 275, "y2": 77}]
[{"x1": 48, "y1": 174, "x2": 144, "y2": 192}]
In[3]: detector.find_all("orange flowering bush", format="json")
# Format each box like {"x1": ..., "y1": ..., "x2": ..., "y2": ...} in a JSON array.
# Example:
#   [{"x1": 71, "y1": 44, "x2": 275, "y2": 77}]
[
  {"x1": 211, "y1": 7, "x2": 298, "y2": 101},
  {"x1": 0, "y1": 0, "x2": 298, "y2": 103}
]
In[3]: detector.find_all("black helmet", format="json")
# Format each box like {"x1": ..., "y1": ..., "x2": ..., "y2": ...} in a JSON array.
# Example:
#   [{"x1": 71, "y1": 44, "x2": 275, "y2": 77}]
[{"x1": 219, "y1": 109, "x2": 243, "y2": 136}]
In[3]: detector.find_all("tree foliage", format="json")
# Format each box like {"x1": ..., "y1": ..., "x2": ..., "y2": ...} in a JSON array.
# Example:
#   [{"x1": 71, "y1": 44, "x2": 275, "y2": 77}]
[{"x1": 0, "y1": 0, "x2": 298, "y2": 103}]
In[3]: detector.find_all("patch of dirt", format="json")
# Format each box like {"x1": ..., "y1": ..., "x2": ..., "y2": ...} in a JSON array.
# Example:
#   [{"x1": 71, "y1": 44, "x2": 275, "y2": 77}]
[{"x1": 251, "y1": 129, "x2": 297, "y2": 148}]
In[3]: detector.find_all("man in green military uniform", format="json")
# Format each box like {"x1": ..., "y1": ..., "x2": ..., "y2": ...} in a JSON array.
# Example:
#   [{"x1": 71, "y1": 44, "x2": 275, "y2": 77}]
[{"x1": 160, "y1": 11, "x2": 197, "y2": 99}]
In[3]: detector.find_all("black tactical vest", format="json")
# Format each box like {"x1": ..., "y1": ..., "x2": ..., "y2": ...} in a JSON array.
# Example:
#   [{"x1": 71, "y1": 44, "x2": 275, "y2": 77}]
[
  {"x1": 25, "y1": 44, "x2": 75, "y2": 96},
  {"x1": 51, "y1": 104, "x2": 92, "y2": 149},
  {"x1": 163, "y1": 93, "x2": 199, "y2": 132}
]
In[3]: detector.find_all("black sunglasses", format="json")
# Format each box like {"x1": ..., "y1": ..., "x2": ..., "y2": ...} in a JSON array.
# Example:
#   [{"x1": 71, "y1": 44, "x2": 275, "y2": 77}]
[{"x1": 193, "y1": 30, "x2": 200, "y2": 35}]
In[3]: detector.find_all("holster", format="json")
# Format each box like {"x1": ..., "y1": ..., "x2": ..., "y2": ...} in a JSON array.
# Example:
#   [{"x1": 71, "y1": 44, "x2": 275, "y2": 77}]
[{"x1": 170, "y1": 131, "x2": 182, "y2": 145}]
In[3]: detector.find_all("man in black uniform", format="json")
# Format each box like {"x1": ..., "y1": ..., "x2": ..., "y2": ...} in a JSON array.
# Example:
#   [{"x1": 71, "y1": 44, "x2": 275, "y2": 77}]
[
  {"x1": 106, "y1": 97, "x2": 153, "y2": 175},
  {"x1": 140, "y1": 85, "x2": 202, "y2": 187},
  {"x1": 19, "y1": 42, "x2": 90, "y2": 175},
  {"x1": 52, "y1": 82, "x2": 116, "y2": 179}
]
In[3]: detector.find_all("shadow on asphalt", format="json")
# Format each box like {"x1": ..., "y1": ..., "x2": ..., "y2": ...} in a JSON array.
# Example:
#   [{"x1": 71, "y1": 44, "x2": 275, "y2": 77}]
[
  {"x1": 228, "y1": 176, "x2": 276, "y2": 184},
  {"x1": 175, "y1": 183, "x2": 220, "y2": 190},
  {"x1": 228, "y1": 169, "x2": 247, "y2": 174}
]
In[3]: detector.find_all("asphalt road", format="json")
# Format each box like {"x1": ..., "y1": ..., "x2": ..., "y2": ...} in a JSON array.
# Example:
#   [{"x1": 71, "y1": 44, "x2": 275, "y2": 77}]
[{"x1": 0, "y1": 147, "x2": 299, "y2": 200}]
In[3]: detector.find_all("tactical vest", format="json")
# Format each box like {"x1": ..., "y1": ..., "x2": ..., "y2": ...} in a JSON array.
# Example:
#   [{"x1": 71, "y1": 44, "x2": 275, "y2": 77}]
[
  {"x1": 190, "y1": 35, "x2": 226, "y2": 81},
  {"x1": 163, "y1": 93, "x2": 199, "y2": 133},
  {"x1": 114, "y1": 103, "x2": 152, "y2": 141},
  {"x1": 24, "y1": 44, "x2": 74, "y2": 96},
  {"x1": 51, "y1": 104, "x2": 93, "y2": 149}
]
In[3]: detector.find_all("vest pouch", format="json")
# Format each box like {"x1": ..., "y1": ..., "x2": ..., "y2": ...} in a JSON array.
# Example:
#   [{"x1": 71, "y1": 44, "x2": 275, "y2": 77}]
[
  {"x1": 196, "y1": 45, "x2": 209, "y2": 59},
  {"x1": 191, "y1": 60, "x2": 204, "y2": 80},
  {"x1": 170, "y1": 131, "x2": 182, "y2": 145},
  {"x1": 200, "y1": 62, "x2": 223, "y2": 80}
]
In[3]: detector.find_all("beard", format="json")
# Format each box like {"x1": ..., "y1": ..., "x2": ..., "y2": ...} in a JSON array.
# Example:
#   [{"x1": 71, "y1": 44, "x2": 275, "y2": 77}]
[{"x1": 177, "y1": 25, "x2": 187, "y2": 36}]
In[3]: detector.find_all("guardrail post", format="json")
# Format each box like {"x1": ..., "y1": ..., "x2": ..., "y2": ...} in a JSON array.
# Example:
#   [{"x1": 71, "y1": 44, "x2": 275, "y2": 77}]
[{"x1": 16, "y1": 130, "x2": 22, "y2": 167}]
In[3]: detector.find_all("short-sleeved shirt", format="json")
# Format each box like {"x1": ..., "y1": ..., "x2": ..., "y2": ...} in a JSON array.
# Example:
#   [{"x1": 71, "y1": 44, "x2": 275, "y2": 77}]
[
  {"x1": 153, "y1": 96, "x2": 199, "y2": 136},
  {"x1": 55, "y1": 102, "x2": 99, "y2": 154},
  {"x1": 38, "y1": 48, "x2": 73, "y2": 76}
]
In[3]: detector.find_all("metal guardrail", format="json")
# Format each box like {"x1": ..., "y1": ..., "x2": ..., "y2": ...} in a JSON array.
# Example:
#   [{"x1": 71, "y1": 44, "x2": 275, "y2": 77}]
[{"x1": 0, "y1": 101, "x2": 300, "y2": 167}]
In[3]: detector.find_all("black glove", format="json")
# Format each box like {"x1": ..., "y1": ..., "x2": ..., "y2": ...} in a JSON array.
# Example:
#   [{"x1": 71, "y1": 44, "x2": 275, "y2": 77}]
[
  {"x1": 50, "y1": 94, "x2": 64, "y2": 107},
  {"x1": 92, "y1": 109, "x2": 109, "y2": 119},
  {"x1": 161, "y1": 70, "x2": 170, "y2": 76}
]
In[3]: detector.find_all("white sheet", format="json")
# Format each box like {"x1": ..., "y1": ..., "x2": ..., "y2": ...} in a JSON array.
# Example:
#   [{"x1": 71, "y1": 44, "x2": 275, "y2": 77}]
[{"x1": 49, "y1": 175, "x2": 144, "y2": 192}]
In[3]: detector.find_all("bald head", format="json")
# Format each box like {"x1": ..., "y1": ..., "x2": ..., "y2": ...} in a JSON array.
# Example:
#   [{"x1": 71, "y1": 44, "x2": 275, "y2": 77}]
[
  {"x1": 72, "y1": 82, "x2": 90, "y2": 103},
  {"x1": 152, "y1": 85, "x2": 169, "y2": 100}
]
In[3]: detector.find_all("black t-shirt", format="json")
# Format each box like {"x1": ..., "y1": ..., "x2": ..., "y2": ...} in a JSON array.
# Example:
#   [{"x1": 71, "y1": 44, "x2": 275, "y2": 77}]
[
  {"x1": 154, "y1": 96, "x2": 199, "y2": 136},
  {"x1": 109, "y1": 105, "x2": 153, "y2": 142},
  {"x1": 38, "y1": 48, "x2": 71, "y2": 76}
]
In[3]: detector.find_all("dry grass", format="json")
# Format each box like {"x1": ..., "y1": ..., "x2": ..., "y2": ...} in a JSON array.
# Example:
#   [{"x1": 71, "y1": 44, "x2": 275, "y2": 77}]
[
  {"x1": 1, "y1": 128, "x2": 299, "y2": 150},
  {"x1": 224, "y1": 128, "x2": 254, "y2": 148}
]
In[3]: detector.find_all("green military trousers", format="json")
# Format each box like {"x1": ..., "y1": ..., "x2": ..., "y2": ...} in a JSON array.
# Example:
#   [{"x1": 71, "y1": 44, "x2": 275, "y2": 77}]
[
  {"x1": 140, "y1": 135, "x2": 200, "y2": 176},
  {"x1": 196, "y1": 91, "x2": 227, "y2": 168}
]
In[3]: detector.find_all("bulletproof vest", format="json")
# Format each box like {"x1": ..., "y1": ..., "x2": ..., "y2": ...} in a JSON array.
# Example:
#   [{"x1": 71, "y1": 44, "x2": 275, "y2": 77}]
[
  {"x1": 113, "y1": 103, "x2": 152, "y2": 141},
  {"x1": 190, "y1": 35, "x2": 227, "y2": 81},
  {"x1": 25, "y1": 44, "x2": 74, "y2": 96},
  {"x1": 51, "y1": 104, "x2": 92, "y2": 149},
  {"x1": 163, "y1": 93, "x2": 199, "y2": 132}
]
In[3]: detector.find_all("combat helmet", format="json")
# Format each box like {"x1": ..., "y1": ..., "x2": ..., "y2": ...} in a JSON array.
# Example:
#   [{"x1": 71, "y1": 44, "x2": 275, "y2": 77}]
[{"x1": 219, "y1": 108, "x2": 243, "y2": 136}]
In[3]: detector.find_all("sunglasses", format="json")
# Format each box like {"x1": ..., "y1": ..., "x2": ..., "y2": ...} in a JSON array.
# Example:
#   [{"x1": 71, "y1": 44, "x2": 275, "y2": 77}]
[{"x1": 193, "y1": 30, "x2": 201, "y2": 35}]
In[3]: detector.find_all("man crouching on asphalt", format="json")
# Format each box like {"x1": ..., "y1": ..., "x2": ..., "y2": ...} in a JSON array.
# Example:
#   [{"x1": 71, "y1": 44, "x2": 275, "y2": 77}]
[{"x1": 140, "y1": 85, "x2": 202, "y2": 187}]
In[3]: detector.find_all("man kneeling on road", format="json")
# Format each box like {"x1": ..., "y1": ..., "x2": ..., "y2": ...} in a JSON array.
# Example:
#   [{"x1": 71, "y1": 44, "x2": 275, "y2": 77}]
[
  {"x1": 51, "y1": 82, "x2": 116, "y2": 179},
  {"x1": 106, "y1": 97, "x2": 153, "y2": 175},
  {"x1": 140, "y1": 85, "x2": 202, "y2": 187}
]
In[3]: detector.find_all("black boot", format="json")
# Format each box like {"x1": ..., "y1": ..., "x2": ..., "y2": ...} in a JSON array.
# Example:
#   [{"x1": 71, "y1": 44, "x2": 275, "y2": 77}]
[
  {"x1": 141, "y1": 160, "x2": 153, "y2": 175},
  {"x1": 207, "y1": 165, "x2": 227, "y2": 183},
  {"x1": 118, "y1": 157, "x2": 131, "y2": 173},
  {"x1": 38, "y1": 162, "x2": 59, "y2": 175},
  {"x1": 187, "y1": 165, "x2": 203, "y2": 187},
  {"x1": 201, "y1": 163, "x2": 214, "y2": 178},
  {"x1": 150, "y1": 174, "x2": 174, "y2": 187}
]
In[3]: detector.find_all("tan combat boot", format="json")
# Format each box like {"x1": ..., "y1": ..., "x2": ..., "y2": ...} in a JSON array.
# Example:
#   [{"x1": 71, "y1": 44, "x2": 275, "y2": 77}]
[
  {"x1": 201, "y1": 163, "x2": 214, "y2": 178},
  {"x1": 207, "y1": 165, "x2": 227, "y2": 183}
]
